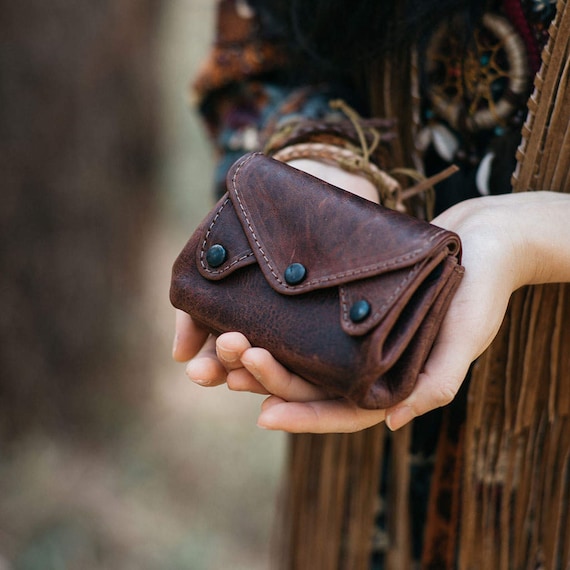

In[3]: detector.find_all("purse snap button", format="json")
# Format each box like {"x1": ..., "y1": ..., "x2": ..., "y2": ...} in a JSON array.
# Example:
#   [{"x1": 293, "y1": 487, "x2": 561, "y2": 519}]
[
  {"x1": 350, "y1": 300, "x2": 371, "y2": 323},
  {"x1": 284, "y1": 263, "x2": 307, "y2": 285},
  {"x1": 206, "y1": 244, "x2": 227, "y2": 268}
]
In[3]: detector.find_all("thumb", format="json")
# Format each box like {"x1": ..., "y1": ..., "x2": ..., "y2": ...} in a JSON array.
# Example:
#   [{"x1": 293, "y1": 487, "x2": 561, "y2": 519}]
[{"x1": 385, "y1": 335, "x2": 475, "y2": 431}]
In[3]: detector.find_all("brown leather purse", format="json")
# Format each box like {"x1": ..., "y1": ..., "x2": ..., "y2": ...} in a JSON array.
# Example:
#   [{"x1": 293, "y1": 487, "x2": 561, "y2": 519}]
[{"x1": 170, "y1": 152, "x2": 464, "y2": 409}]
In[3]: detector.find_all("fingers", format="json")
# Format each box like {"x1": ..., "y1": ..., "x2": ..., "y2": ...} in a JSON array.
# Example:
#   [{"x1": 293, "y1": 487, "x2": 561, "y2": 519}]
[
  {"x1": 226, "y1": 368, "x2": 270, "y2": 395},
  {"x1": 240, "y1": 347, "x2": 330, "y2": 403},
  {"x1": 215, "y1": 332, "x2": 252, "y2": 371},
  {"x1": 185, "y1": 335, "x2": 228, "y2": 386},
  {"x1": 214, "y1": 334, "x2": 329, "y2": 402},
  {"x1": 257, "y1": 395, "x2": 386, "y2": 433},
  {"x1": 172, "y1": 310, "x2": 209, "y2": 362},
  {"x1": 216, "y1": 332, "x2": 268, "y2": 394},
  {"x1": 183, "y1": 331, "x2": 271, "y2": 394}
]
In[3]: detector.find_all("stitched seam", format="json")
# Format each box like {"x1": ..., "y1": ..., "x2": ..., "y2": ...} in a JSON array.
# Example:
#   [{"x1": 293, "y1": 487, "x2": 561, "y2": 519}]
[
  {"x1": 231, "y1": 153, "x2": 449, "y2": 291},
  {"x1": 231, "y1": 154, "x2": 285, "y2": 285},
  {"x1": 340, "y1": 262, "x2": 421, "y2": 330},
  {"x1": 321, "y1": 230, "x2": 446, "y2": 289},
  {"x1": 199, "y1": 197, "x2": 255, "y2": 274},
  {"x1": 202, "y1": 252, "x2": 255, "y2": 275}
]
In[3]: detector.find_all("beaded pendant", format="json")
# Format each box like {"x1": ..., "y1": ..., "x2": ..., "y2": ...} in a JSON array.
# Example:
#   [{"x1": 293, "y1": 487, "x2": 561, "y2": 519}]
[{"x1": 425, "y1": 12, "x2": 529, "y2": 134}]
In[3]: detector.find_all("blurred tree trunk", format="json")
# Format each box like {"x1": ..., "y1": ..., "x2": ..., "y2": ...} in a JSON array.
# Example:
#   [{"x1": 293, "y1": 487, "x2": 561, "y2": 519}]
[{"x1": 0, "y1": 0, "x2": 161, "y2": 439}]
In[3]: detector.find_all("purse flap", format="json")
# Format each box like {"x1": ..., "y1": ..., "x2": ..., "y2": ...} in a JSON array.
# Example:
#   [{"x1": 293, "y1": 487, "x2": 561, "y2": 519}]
[
  {"x1": 217, "y1": 152, "x2": 460, "y2": 296},
  {"x1": 196, "y1": 195, "x2": 257, "y2": 281}
]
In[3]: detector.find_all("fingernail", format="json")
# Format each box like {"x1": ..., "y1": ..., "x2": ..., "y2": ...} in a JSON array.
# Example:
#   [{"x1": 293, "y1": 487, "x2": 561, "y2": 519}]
[
  {"x1": 187, "y1": 373, "x2": 211, "y2": 386},
  {"x1": 216, "y1": 345, "x2": 239, "y2": 365},
  {"x1": 172, "y1": 334, "x2": 179, "y2": 358},
  {"x1": 243, "y1": 360, "x2": 261, "y2": 381},
  {"x1": 185, "y1": 361, "x2": 210, "y2": 386},
  {"x1": 386, "y1": 406, "x2": 415, "y2": 431}
]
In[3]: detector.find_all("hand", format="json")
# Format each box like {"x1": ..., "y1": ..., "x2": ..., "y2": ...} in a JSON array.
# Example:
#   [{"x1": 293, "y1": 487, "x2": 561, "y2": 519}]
[
  {"x1": 173, "y1": 311, "x2": 386, "y2": 433},
  {"x1": 174, "y1": 195, "x2": 514, "y2": 433},
  {"x1": 173, "y1": 176, "x2": 570, "y2": 433},
  {"x1": 386, "y1": 190, "x2": 570, "y2": 430}
]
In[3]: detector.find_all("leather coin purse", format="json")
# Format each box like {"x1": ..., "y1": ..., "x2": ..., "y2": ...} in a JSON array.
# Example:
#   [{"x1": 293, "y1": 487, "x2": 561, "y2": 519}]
[{"x1": 170, "y1": 152, "x2": 464, "y2": 409}]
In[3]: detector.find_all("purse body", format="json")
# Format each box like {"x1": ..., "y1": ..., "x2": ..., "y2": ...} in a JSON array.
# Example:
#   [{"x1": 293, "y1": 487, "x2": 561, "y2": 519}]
[{"x1": 170, "y1": 153, "x2": 464, "y2": 409}]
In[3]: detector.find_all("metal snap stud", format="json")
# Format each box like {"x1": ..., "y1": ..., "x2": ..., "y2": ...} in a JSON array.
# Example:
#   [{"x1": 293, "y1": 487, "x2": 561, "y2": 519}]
[
  {"x1": 284, "y1": 262, "x2": 307, "y2": 285},
  {"x1": 206, "y1": 244, "x2": 227, "y2": 268},
  {"x1": 350, "y1": 299, "x2": 371, "y2": 323}
]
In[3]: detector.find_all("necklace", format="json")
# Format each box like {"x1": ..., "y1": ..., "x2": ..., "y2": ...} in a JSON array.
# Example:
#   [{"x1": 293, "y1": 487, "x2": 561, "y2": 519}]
[
  {"x1": 425, "y1": 12, "x2": 529, "y2": 134},
  {"x1": 417, "y1": 1, "x2": 553, "y2": 195}
]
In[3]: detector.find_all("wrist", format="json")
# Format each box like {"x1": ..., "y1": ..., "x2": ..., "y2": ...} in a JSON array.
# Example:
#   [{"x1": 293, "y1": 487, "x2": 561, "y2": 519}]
[
  {"x1": 285, "y1": 158, "x2": 380, "y2": 203},
  {"x1": 512, "y1": 191, "x2": 570, "y2": 286},
  {"x1": 435, "y1": 192, "x2": 570, "y2": 293}
]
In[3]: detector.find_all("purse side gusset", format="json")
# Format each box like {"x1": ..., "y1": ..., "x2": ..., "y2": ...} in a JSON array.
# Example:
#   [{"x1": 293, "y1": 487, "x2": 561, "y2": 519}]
[
  {"x1": 339, "y1": 249, "x2": 449, "y2": 337},
  {"x1": 357, "y1": 260, "x2": 465, "y2": 409}
]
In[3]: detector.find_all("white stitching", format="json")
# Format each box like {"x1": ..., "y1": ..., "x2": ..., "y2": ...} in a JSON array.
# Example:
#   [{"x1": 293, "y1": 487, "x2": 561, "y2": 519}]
[
  {"x1": 230, "y1": 154, "x2": 284, "y2": 284},
  {"x1": 340, "y1": 262, "x2": 421, "y2": 331},
  {"x1": 230, "y1": 153, "x2": 453, "y2": 291},
  {"x1": 199, "y1": 196, "x2": 255, "y2": 274},
  {"x1": 201, "y1": 252, "x2": 255, "y2": 275}
]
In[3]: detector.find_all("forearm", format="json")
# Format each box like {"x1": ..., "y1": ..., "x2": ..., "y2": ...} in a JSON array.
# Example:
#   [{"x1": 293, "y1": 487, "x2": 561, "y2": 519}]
[
  {"x1": 286, "y1": 159, "x2": 380, "y2": 202},
  {"x1": 513, "y1": 191, "x2": 570, "y2": 285},
  {"x1": 433, "y1": 191, "x2": 570, "y2": 291}
]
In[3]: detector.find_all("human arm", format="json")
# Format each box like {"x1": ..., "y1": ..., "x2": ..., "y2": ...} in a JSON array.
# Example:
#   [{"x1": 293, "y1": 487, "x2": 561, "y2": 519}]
[
  {"x1": 173, "y1": 153, "x2": 570, "y2": 433},
  {"x1": 177, "y1": 0, "x2": 570, "y2": 433}
]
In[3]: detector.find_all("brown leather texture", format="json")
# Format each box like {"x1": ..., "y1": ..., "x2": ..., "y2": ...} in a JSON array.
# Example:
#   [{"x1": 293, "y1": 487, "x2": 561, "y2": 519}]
[{"x1": 170, "y1": 152, "x2": 464, "y2": 409}]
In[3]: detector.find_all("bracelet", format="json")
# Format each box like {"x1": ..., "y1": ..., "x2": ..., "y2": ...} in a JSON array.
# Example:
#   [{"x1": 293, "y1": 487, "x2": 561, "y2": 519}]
[
  {"x1": 267, "y1": 100, "x2": 458, "y2": 219},
  {"x1": 272, "y1": 142, "x2": 460, "y2": 220},
  {"x1": 272, "y1": 142, "x2": 402, "y2": 207},
  {"x1": 263, "y1": 99, "x2": 396, "y2": 169}
]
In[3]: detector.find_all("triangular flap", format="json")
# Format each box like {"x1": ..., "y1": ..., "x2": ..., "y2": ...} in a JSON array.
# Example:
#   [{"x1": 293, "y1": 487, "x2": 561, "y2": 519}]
[
  {"x1": 196, "y1": 196, "x2": 256, "y2": 281},
  {"x1": 226, "y1": 153, "x2": 458, "y2": 295}
]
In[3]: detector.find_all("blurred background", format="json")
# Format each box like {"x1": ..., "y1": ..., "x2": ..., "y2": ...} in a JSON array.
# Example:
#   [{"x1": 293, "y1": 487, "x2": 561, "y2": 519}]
[{"x1": 0, "y1": 1, "x2": 286, "y2": 568}]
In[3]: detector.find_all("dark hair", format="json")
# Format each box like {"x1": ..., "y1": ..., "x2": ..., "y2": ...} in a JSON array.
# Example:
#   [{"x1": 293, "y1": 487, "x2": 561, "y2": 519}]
[{"x1": 250, "y1": 0, "x2": 485, "y2": 72}]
